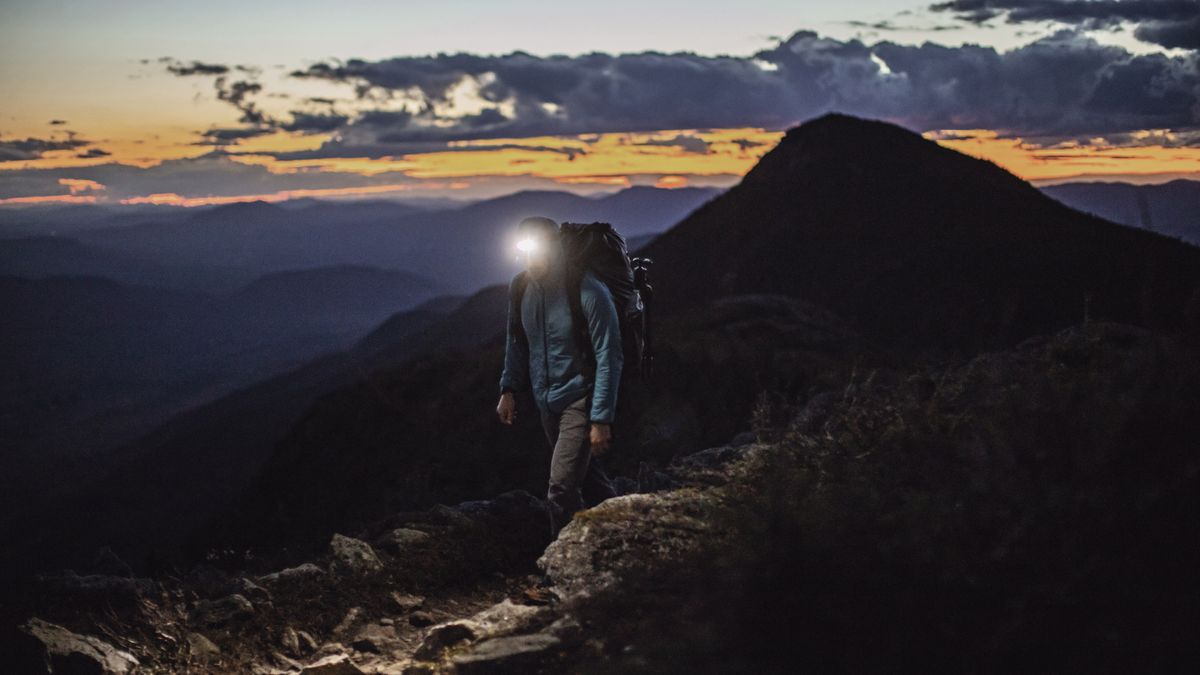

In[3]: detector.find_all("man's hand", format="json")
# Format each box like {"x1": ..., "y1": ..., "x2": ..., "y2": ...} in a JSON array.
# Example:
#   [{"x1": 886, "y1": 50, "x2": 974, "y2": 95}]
[
  {"x1": 496, "y1": 392, "x2": 516, "y2": 425},
  {"x1": 589, "y1": 423, "x2": 612, "y2": 456}
]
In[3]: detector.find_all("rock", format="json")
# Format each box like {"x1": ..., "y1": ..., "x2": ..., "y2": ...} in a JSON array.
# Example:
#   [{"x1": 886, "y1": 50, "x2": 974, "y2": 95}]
[
  {"x1": 390, "y1": 591, "x2": 425, "y2": 613},
  {"x1": 460, "y1": 599, "x2": 543, "y2": 636},
  {"x1": 411, "y1": 622, "x2": 476, "y2": 660},
  {"x1": 233, "y1": 576, "x2": 272, "y2": 603},
  {"x1": 296, "y1": 630, "x2": 319, "y2": 655},
  {"x1": 329, "y1": 534, "x2": 383, "y2": 575},
  {"x1": 300, "y1": 653, "x2": 365, "y2": 674},
  {"x1": 258, "y1": 562, "x2": 326, "y2": 584},
  {"x1": 451, "y1": 633, "x2": 563, "y2": 673},
  {"x1": 17, "y1": 618, "x2": 139, "y2": 674},
  {"x1": 190, "y1": 593, "x2": 255, "y2": 627},
  {"x1": 538, "y1": 491, "x2": 719, "y2": 599},
  {"x1": 332, "y1": 607, "x2": 363, "y2": 637},
  {"x1": 408, "y1": 611, "x2": 435, "y2": 627},
  {"x1": 411, "y1": 599, "x2": 545, "y2": 661},
  {"x1": 349, "y1": 622, "x2": 400, "y2": 654},
  {"x1": 374, "y1": 527, "x2": 431, "y2": 553},
  {"x1": 187, "y1": 632, "x2": 222, "y2": 661}
]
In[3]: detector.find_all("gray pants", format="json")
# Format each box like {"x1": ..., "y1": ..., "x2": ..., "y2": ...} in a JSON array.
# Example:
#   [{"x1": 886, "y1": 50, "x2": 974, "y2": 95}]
[{"x1": 538, "y1": 393, "x2": 618, "y2": 535}]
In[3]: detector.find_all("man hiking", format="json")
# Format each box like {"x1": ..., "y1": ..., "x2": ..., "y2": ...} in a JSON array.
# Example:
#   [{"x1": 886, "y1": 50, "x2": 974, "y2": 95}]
[{"x1": 496, "y1": 215, "x2": 621, "y2": 537}]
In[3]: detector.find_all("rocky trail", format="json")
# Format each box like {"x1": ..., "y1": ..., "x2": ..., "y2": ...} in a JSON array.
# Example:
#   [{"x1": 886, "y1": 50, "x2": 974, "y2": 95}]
[
  {"x1": 11, "y1": 321, "x2": 1200, "y2": 673},
  {"x1": 9, "y1": 419, "x2": 757, "y2": 674}
]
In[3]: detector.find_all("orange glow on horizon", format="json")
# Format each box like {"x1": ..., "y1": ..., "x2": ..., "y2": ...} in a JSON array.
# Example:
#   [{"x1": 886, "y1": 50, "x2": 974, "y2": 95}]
[
  {"x1": 4, "y1": 125, "x2": 1197, "y2": 207},
  {"x1": 116, "y1": 181, "x2": 470, "y2": 208}
]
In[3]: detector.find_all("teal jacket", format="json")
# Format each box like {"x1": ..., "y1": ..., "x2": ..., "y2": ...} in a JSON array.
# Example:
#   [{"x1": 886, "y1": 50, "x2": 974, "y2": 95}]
[{"x1": 499, "y1": 252, "x2": 624, "y2": 424}]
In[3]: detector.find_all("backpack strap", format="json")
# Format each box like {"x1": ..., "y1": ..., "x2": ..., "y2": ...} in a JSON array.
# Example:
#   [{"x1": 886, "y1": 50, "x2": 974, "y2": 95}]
[
  {"x1": 566, "y1": 268, "x2": 597, "y2": 374},
  {"x1": 509, "y1": 270, "x2": 529, "y2": 348}
]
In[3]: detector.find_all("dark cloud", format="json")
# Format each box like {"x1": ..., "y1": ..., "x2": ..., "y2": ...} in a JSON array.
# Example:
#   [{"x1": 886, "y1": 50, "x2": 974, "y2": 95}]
[
  {"x1": 77, "y1": 147, "x2": 112, "y2": 158},
  {"x1": 162, "y1": 58, "x2": 274, "y2": 130},
  {"x1": 0, "y1": 136, "x2": 90, "y2": 162},
  {"x1": 929, "y1": 0, "x2": 1200, "y2": 50},
  {"x1": 281, "y1": 112, "x2": 351, "y2": 134},
  {"x1": 731, "y1": 138, "x2": 768, "y2": 151},
  {"x1": 844, "y1": 19, "x2": 963, "y2": 32},
  {"x1": 193, "y1": 126, "x2": 276, "y2": 145},
  {"x1": 632, "y1": 134, "x2": 712, "y2": 153},
  {"x1": 48, "y1": 119, "x2": 67, "y2": 126},
  {"x1": 162, "y1": 58, "x2": 230, "y2": 76},
  {"x1": 266, "y1": 28, "x2": 1197, "y2": 160}
]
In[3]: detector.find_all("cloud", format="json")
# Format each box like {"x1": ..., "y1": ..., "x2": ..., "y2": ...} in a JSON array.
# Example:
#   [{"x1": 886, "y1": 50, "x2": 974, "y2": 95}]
[
  {"x1": 161, "y1": 58, "x2": 275, "y2": 130},
  {"x1": 265, "y1": 28, "x2": 1197, "y2": 158},
  {"x1": 0, "y1": 135, "x2": 91, "y2": 162},
  {"x1": 632, "y1": 134, "x2": 712, "y2": 154},
  {"x1": 929, "y1": 0, "x2": 1200, "y2": 50},
  {"x1": 162, "y1": 59, "x2": 230, "y2": 76}
]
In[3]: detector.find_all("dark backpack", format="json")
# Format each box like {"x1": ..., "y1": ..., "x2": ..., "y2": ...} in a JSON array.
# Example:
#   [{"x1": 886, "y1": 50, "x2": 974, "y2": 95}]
[{"x1": 508, "y1": 221, "x2": 655, "y2": 382}]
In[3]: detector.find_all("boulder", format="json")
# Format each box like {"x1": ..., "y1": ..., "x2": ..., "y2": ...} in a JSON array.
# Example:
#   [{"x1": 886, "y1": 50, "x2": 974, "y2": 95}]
[
  {"x1": 374, "y1": 527, "x2": 430, "y2": 553},
  {"x1": 410, "y1": 599, "x2": 545, "y2": 661},
  {"x1": 349, "y1": 622, "x2": 401, "y2": 654},
  {"x1": 17, "y1": 618, "x2": 139, "y2": 674},
  {"x1": 411, "y1": 623, "x2": 476, "y2": 660},
  {"x1": 190, "y1": 593, "x2": 255, "y2": 627},
  {"x1": 538, "y1": 490, "x2": 719, "y2": 599},
  {"x1": 329, "y1": 534, "x2": 383, "y2": 575},
  {"x1": 451, "y1": 633, "x2": 563, "y2": 674},
  {"x1": 258, "y1": 562, "x2": 326, "y2": 584}
]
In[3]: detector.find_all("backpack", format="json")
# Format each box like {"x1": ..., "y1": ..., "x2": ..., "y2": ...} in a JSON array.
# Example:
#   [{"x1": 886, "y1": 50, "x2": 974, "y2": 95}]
[{"x1": 508, "y1": 221, "x2": 655, "y2": 382}]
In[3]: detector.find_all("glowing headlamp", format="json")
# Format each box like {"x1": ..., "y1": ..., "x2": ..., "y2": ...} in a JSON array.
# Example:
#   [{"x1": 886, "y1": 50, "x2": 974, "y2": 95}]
[{"x1": 516, "y1": 237, "x2": 541, "y2": 254}]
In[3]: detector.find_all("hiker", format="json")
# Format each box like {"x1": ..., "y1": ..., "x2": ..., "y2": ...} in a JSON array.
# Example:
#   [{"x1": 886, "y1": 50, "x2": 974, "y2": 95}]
[{"x1": 496, "y1": 215, "x2": 621, "y2": 536}]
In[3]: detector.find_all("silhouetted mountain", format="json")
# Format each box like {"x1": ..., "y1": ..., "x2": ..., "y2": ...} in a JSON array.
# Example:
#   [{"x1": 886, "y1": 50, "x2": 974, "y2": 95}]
[
  {"x1": 641, "y1": 113, "x2": 1200, "y2": 353},
  {"x1": 1040, "y1": 179, "x2": 1200, "y2": 246}
]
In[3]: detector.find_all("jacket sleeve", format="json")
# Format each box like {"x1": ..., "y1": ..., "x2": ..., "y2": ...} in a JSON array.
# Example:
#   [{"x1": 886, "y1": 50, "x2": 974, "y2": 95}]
[
  {"x1": 498, "y1": 276, "x2": 530, "y2": 395},
  {"x1": 581, "y1": 274, "x2": 624, "y2": 424}
]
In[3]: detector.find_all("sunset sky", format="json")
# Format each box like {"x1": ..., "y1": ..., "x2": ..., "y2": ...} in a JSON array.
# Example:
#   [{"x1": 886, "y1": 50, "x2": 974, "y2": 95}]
[{"x1": 2, "y1": 0, "x2": 1198, "y2": 207}]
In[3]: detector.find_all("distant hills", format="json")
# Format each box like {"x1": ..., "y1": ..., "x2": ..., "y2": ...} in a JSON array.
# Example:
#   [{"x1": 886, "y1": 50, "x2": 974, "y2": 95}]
[
  {"x1": 1039, "y1": 179, "x2": 1200, "y2": 246},
  {"x1": 0, "y1": 187, "x2": 720, "y2": 293}
]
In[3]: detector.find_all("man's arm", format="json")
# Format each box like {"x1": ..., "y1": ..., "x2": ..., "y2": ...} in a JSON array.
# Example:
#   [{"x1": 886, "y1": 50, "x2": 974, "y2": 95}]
[
  {"x1": 580, "y1": 274, "x2": 623, "y2": 424},
  {"x1": 498, "y1": 274, "x2": 530, "y2": 396}
]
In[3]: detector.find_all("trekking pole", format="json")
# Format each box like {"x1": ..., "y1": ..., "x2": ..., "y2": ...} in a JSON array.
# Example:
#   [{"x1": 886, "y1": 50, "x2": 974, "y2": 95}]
[{"x1": 633, "y1": 257, "x2": 655, "y2": 381}]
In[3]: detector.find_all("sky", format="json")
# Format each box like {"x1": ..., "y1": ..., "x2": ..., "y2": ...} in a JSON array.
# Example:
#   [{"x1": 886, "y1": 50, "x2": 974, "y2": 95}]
[{"x1": 1, "y1": 0, "x2": 1198, "y2": 206}]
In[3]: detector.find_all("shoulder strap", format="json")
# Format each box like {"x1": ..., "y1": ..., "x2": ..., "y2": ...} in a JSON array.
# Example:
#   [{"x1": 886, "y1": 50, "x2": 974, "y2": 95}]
[
  {"x1": 567, "y1": 269, "x2": 596, "y2": 372},
  {"x1": 509, "y1": 270, "x2": 529, "y2": 346}
]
